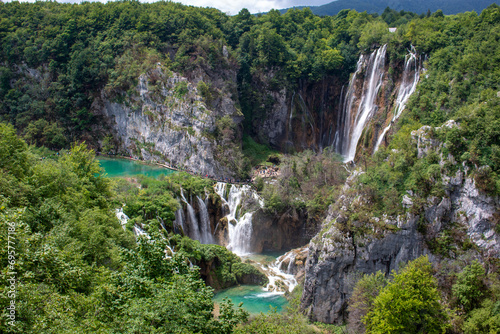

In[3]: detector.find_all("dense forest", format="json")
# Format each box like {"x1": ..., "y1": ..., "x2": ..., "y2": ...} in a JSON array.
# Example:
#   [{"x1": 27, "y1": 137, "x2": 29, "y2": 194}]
[{"x1": 1, "y1": 1, "x2": 500, "y2": 333}]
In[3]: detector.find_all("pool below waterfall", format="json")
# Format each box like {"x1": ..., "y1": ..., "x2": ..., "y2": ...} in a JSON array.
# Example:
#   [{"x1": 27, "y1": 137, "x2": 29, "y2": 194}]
[
  {"x1": 213, "y1": 285, "x2": 289, "y2": 315},
  {"x1": 98, "y1": 157, "x2": 175, "y2": 178}
]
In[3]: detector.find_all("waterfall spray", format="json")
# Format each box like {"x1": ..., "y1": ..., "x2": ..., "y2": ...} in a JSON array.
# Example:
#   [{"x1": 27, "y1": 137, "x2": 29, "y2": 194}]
[{"x1": 180, "y1": 188, "x2": 201, "y2": 241}]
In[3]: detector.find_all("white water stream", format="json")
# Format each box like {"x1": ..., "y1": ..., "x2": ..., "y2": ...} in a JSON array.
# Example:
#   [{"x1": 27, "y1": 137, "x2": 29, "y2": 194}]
[
  {"x1": 262, "y1": 252, "x2": 298, "y2": 293},
  {"x1": 373, "y1": 46, "x2": 421, "y2": 152},
  {"x1": 115, "y1": 207, "x2": 149, "y2": 239},
  {"x1": 214, "y1": 182, "x2": 263, "y2": 256},
  {"x1": 197, "y1": 195, "x2": 214, "y2": 244},
  {"x1": 344, "y1": 44, "x2": 387, "y2": 161},
  {"x1": 116, "y1": 182, "x2": 299, "y2": 295}
]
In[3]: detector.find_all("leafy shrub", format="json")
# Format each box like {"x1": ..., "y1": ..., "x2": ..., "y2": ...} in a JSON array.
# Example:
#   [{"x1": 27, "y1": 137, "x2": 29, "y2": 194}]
[
  {"x1": 452, "y1": 260, "x2": 486, "y2": 312},
  {"x1": 364, "y1": 256, "x2": 448, "y2": 334}
]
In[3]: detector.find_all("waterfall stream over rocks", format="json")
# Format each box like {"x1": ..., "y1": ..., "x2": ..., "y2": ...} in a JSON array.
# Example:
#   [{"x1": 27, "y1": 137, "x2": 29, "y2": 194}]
[
  {"x1": 117, "y1": 181, "x2": 303, "y2": 296},
  {"x1": 374, "y1": 45, "x2": 421, "y2": 152},
  {"x1": 333, "y1": 44, "x2": 422, "y2": 161},
  {"x1": 262, "y1": 252, "x2": 298, "y2": 293},
  {"x1": 214, "y1": 182, "x2": 264, "y2": 256},
  {"x1": 115, "y1": 208, "x2": 149, "y2": 239},
  {"x1": 335, "y1": 45, "x2": 387, "y2": 161}
]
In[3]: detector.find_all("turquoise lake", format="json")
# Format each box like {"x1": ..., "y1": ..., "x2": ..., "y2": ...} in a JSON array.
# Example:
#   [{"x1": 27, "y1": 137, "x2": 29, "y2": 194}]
[
  {"x1": 98, "y1": 157, "x2": 176, "y2": 178},
  {"x1": 213, "y1": 285, "x2": 288, "y2": 315},
  {"x1": 214, "y1": 252, "x2": 290, "y2": 315}
]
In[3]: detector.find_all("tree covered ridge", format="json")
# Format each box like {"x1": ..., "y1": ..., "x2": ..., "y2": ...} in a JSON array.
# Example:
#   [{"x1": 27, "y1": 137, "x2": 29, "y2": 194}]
[
  {"x1": 284, "y1": 0, "x2": 497, "y2": 17},
  {"x1": 0, "y1": 1, "x2": 496, "y2": 153},
  {"x1": 1, "y1": 2, "x2": 498, "y2": 167}
]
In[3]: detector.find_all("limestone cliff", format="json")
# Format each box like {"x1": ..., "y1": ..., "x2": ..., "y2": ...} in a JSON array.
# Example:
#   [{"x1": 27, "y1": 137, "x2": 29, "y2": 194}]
[
  {"x1": 250, "y1": 72, "x2": 345, "y2": 153},
  {"x1": 93, "y1": 61, "x2": 241, "y2": 178},
  {"x1": 300, "y1": 123, "x2": 500, "y2": 324}
]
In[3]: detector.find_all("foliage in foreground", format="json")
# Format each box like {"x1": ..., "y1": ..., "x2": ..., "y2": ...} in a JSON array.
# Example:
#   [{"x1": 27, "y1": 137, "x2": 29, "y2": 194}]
[
  {"x1": 364, "y1": 256, "x2": 448, "y2": 333},
  {"x1": 235, "y1": 284, "x2": 346, "y2": 334},
  {"x1": 347, "y1": 256, "x2": 500, "y2": 334},
  {"x1": 0, "y1": 124, "x2": 248, "y2": 333}
]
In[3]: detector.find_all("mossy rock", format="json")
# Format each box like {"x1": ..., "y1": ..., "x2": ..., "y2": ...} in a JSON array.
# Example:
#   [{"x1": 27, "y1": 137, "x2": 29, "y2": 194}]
[{"x1": 232, "y1": 262, "x2": 268, "y2": 286}]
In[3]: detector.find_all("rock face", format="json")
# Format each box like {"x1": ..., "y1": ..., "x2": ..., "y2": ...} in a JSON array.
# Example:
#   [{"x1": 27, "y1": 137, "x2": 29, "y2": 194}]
[
  {"x1": 301, "y1": 124, "x2": 500, "y2": 324},
  {"x1": 254, "y1": 75, "x2": 345, "y2": 153},
  {"x1": 94, "y1": 63, "x2": 241, "y2": 177},
  {"x1": 301, "y1": 206, "x2": 426, "y2": 323},
  {"x1": 251, "y1": 208, "x2": 319, "y2": 253}
]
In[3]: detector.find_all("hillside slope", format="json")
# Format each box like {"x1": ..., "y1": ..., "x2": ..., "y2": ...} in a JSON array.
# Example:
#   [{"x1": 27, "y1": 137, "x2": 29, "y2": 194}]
[{"x1": 280, "y1": 0, "x2": 497, "y2": 16}]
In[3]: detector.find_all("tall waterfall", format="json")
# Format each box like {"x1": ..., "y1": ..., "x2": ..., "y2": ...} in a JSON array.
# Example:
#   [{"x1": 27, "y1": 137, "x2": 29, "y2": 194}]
[
  {"x1": 334, "y1": 45, "x2": 387, "y2": 161},
  {"x1": 214, "y1": 182, "x2": 263, "y2": 256},
  {"x1": 374, "y1": 46, "x2": 421, "y2": 152},
  {"x1": 180, "y1": 188, "x2": 201, "y2": 242},
  {"x1": 197, "y1": 195, "x2": 214, "y2": 244},
  {"x1": 334, "y1": 56, "x2": 364, "y2": 154}
]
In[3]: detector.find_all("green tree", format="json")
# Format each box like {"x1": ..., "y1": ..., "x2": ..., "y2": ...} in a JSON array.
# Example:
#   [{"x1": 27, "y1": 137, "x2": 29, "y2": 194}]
[
  {"x1": 0, "y1": 123, "x2": 31, "y2": 179},
  {"x1": 463, "y1": 299, "x2": 500, "y2": 334},
  {"x1": 348, "y1": 271, "x2": 388, "y2": 333},
  {"x1": 452, "y1": 260, "x2": 486, "y2": 312},
  {"x1": 364, "y1": 256, "x2": 448, "y2": 334}
]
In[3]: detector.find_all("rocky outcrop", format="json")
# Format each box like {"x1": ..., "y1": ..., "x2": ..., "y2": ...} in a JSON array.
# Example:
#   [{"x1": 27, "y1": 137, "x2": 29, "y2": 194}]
[
  {"x1": 94, "y1": 62, "x2": 241, "y2": 177},
  {"x1": 254, "y1": 76, "x2": 345, "y2": 153},
  {"x1": 250, "y1": 208, "x2": 319, "y2": 253},
  {"x1": 301, "y1": 124, "x2": 500, "y2": 324},
  {"x1": 301, "y1": 205, "x2": 426, "y2": 323}
]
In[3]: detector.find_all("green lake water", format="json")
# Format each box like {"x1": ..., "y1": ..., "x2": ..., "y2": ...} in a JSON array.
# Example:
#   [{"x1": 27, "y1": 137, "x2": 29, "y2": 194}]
[
  {"x1": 98, "y1": 157, "x2": 176, "y2": 178},
  {"x1": 213, "y1": 285, "x2": 288, "y2": 315}
]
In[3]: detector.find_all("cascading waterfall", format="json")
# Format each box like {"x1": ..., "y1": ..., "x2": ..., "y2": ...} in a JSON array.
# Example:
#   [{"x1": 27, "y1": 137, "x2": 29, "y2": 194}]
[
  {"x1": 262, "y1": 252, "x2": 298, "y2": 293},
  {"x1": 174, "y1": 206, "x2": 186, "y2": 235},
  {"x1": 116, "y1": 208, "x2": 129, "y2": 230},
  {"x1": 334, "y1": 55, "x2": 364, "y2": 155},
  {"x1": 115, "y1": 207, "x2": 149, "y2": 238},
  {"x1": 214, "y1": 182, "x2": 263, "y2": 256},
  {"x1": 197, "y1": 195, "x2": 214, "y2": 244},
  {"x1": 116, "y1": 207, "x2": 175, "y2": 258},
  {"x1": 180, "y1": 188, "x2": 201, "y2": 242},
  {"x1": 374, "y1": 46, "x2": 421, "y2": 152},
  {"x1": 334, "y1": 45, "x2": 387, "y2": 161},
  {"x1": 346, "y1": 44, "x2": 387, "y2": 161}
]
